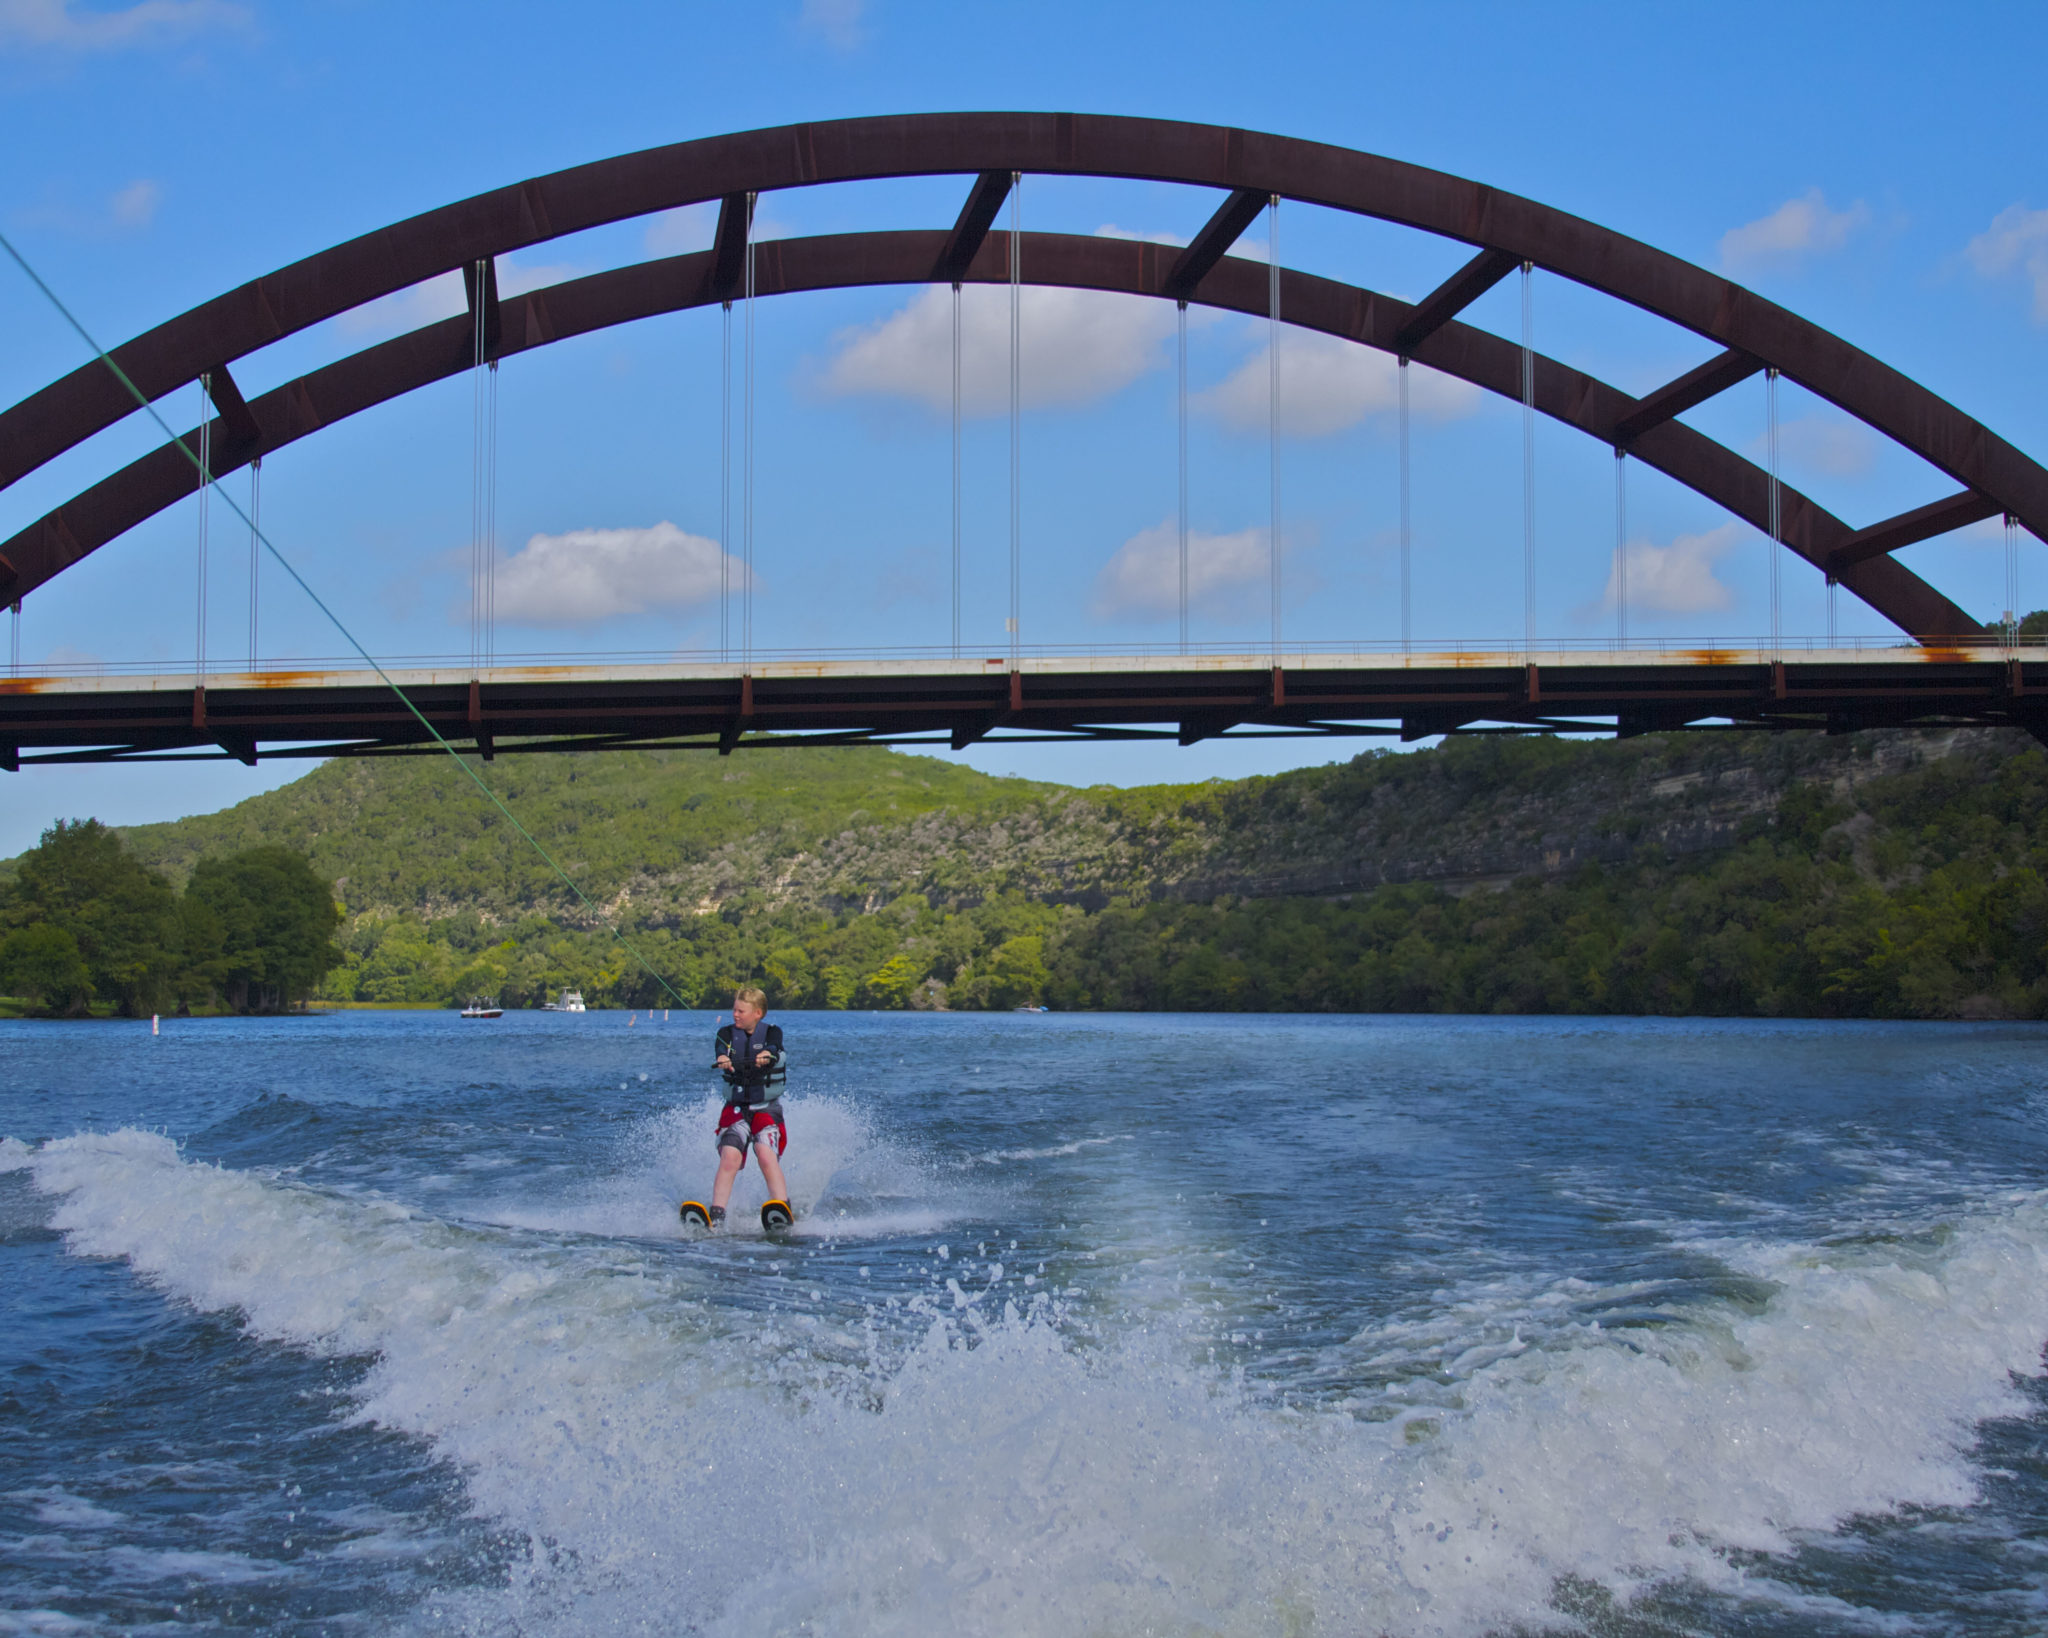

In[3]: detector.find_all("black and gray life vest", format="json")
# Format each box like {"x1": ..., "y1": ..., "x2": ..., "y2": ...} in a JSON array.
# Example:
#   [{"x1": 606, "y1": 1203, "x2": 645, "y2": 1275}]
[{"x1": 715, "y1": 1021, "x2": 787, "y2": 1108}]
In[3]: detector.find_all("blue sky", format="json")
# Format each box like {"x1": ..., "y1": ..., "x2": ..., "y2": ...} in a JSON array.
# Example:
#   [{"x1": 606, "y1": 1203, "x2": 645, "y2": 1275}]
[{"x1": 4, "y1": 0, "x2": 2046, "y2": 856}]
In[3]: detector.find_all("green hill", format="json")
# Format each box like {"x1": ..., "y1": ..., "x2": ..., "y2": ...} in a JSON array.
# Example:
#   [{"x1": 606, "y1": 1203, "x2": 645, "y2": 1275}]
[
  {"x1": 10, "y1": 726, "x2": 2048, "y2": 1018},
  {"x1": 113, "y1": 747, "x2": 1057, "y2": 914}
]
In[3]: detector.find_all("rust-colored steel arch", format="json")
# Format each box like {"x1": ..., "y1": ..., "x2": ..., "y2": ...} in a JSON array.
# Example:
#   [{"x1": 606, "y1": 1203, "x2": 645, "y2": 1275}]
[
  {"x1": 1, "y1": 228, "x2": 1982, "y2": 640},
  {"x1": 1, "y1": 111, "x2": 2039, "y2": 637}
]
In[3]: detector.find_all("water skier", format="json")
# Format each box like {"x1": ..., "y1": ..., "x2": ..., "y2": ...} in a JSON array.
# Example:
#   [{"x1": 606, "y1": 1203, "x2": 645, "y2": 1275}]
[{"x1": 680, "y1": 987, "x2": 793, "y2": 1231}]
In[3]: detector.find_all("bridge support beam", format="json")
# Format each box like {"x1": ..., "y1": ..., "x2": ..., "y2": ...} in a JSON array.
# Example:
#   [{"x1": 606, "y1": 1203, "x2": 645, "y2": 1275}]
[
  {"x1": 934, "y1": 171, "x2": 1012, "y2": 281},
  {"x1": 1609, "y1": 348, "x2": 1761, "y2": 447},
  {"x1": 1163, "y1": 188, "x2": 1268, "y2": 301},
  {"x1": 1177, "y1": 713, "x2": 1240, "y2": 746},
  {"x1": 461, "y1": 259, "x2": 502, "y2": 359},
  {"x1": 719, "y1": 673, "x2": 754, "y2": 755},
  {"x1": 706, "y1": 193, "x2": 754, "y2": 302},
  {"x1": 1401, "y1": 710, "x2": 1473, "y2": 742},
  {"x1": 204, "y1": 363, "x2": 264, "y2": 456},
  {"x1": 1826, "y1": 490, "x2": 2002, "y2": 574},
  {"x1": 1393, "y1": 247, "x2": 1520, "y2": 355},
  {"x1": 954, "y1": 671, "x2": 1022, "y2": 748}
]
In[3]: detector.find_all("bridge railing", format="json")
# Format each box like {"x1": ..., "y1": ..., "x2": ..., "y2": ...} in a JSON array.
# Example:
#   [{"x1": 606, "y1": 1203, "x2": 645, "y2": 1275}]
[{"x1": 6, "y1": 632, "x2": 2047, "y2": 682}]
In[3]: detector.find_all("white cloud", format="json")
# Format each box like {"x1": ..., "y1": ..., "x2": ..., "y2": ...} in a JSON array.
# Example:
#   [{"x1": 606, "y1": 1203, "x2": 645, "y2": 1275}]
[
  {"x1": 1775, "y1": 415, "x2": 1877, "y2": 478},
  {"x1": 334, "y1": 258, "x2": 585, "y2": 339},
  {"x1": 824, "y1": 283, "x2": 1175, "y2": 415},
  {"x1": 493, "y1": 522, "x2": 746, "y2": 628},
  {"x1": 1095, "y1": 224, "x2": 1189, "y2": 247},
  {"x1": 1198, "y1": 329, "x2": 1479, "y2": 438},
  {"x1": 642, "y1": 199, "x2": 793, "y2": 258},
  {"x1": 797, "y1": 0, "x2": 864, "y2": 49},
  {"x1": 0, "y1": 0, "x2": 246, "y2": 49},
  {"x1": 1741, "y1": 414, "x2": 1877, "y2": 479},
  {"x1": 644, "y1": 202, "x2": 718, "y2": 257},
  {"x1": 336, "y1": 273, "x2": 463, "y2": 336},
  {"x1": 498, "y1": 260, "x2": 584, "y2": 299},
  {"x1": 1092, "y1": 517, "x2": 1269, "y2": 620},
  {"x1": 1718, "y1": 188, "x2": 1869, "y2": 273},
  {"x1": 1597, "y1": 523, "x2": 1742, "y2": 616},
  {"x1": 1966, "y1": 203, "x2": 2048, "y2": 322},
  {"x1": 108, "y1": 178, "x2": 159, "y2": 228}
]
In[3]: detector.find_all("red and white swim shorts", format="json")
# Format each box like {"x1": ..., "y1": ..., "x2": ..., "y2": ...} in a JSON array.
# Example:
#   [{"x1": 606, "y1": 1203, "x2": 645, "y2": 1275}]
[{"x1": 716, "y1": 1103, "x2": 787, "y2": 1160}]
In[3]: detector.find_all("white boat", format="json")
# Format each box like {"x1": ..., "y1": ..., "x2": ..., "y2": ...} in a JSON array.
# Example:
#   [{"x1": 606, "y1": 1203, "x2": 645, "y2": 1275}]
[
  {"x1": 541, "y1": 989, "x2": 587, "y2": 1013},
  {"x1": 460, "y1": 996, "x2": 503, "y2": 1019}
]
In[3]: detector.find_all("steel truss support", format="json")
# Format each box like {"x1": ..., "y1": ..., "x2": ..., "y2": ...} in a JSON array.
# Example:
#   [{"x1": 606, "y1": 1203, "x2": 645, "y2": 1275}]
[
  {"x1": 3, "y1": 228, "x2": 1991, "y2": 644},
  {"x1": 6, "y1": 111, "x2": 2047, "y2": 655}
]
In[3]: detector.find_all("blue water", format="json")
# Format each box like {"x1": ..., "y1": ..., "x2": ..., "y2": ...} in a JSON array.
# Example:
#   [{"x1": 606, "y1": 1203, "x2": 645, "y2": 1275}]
[{"x1": 4, "y1": 1009, "x2": 2048, "y2": 1636}]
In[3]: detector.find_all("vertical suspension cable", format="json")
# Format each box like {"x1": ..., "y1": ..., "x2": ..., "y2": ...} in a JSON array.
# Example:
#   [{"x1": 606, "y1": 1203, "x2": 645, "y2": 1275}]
[
  {"x1": 469, "y1": 263, "x2": 486, "y2": 676},
  {"x1": 2008, "y1": 511, "x2": 2022, "y2": 646},
  {"x1": 1399, "y1": 356, "x2": 1412, "y2": 654},
  {"x1": 197, "y1": 374, "x2": 212, "y2": 683},
  {"x1": 248, "y1": 457, "x2": 261, "y2": 668},
  {"x1": 1268, "y1": 195, "x2": 1282, "y2": 664},
  {"x1": 1824, "y1": 403, "x2": 1838, "y2": 648},
  {"x1": 1008, "y1": 173, "x2": 1021, "y2": 670},
  {"x1": 1766, "y1": 367, "x2": 1782, "y2": 657},
  {"x1": 720, "y1": 300, "x2": 732, "y2": 663},
  {"x1": 1614, "y1": 449, "x2": 1628, "y2": 650},
  {"x1": 743, "y1": 192, "x2": 757, "y2": 671},
  {"x1": 952, "y1": 280, "x2": 962, "y2": 659},
  {"x1": 8, "y1": 597, "x2": 17, "y2": 677},
  {"x1": 1178, "y1": 300, "x2": 1189, "y2": 655},
  {"x1": 1520, "y1": 263, "x2": 1535, "y2": 658},
  {"x1": 486, "y1": 359, "x2": 499, "y2": 669}
]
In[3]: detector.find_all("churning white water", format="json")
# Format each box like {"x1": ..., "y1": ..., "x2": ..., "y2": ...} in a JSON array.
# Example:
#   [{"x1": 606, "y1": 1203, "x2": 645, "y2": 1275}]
[{"x1": 5, "y1": 1010, "x2": 2048, "y2": 1635}]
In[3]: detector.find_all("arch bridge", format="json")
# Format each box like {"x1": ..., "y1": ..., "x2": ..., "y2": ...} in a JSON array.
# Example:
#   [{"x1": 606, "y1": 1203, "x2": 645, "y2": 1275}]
[{"x1": 2, "y1": 112, "x2": 2043, "y2": 768}]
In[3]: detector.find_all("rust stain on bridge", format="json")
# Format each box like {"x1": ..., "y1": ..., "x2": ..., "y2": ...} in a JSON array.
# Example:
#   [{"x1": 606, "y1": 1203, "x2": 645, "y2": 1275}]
[{"x1": 2, "y1": 651, "x2": 2043, "y2": 766}]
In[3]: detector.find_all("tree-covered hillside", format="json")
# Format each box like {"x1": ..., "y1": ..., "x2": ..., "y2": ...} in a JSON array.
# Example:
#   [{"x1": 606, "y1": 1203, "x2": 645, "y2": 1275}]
[
  {"x1": 6, "y1": 727, "x2": 2044, "y2": 1018},
  {"x1": 114, "y1": 747, "x2": 1057, "y2": 912}
]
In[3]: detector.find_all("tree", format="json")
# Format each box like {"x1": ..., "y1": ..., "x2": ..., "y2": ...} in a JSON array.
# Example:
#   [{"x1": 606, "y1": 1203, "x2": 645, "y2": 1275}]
[
  {"x1": 182, "y1": 846, "x2": 343, "y2": 1012},
  {"x1": 858, "y1": 952, "x2": 926, "y2": 1009},
  {"x1": 980, "y1": 934, "x2": 1049, "y2": 1009},
  {"x1": 0, "y1": 924, "x2": 94, "y2": 1015},
  {"x1": 763, "y1": 944, "x2": 818, "y2": 1008},
  {"x1": 1, "y1": 819, "x2": 177, "y2": 1014}
]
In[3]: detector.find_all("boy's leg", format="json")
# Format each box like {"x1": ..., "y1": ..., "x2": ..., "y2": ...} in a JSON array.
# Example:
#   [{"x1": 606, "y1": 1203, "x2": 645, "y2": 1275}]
[
  {"x1": 754, "y1": 1133, "x2": 789, "y2": 1204},
  {"x1": 709, "y1": 1143, "x2": 745, "y2": 1210}
]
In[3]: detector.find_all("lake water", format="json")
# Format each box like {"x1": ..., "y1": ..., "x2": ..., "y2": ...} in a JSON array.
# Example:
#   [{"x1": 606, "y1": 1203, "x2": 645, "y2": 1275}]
[{"x1": 3, "y1": 1009, "x2": 2047, "y2": 1636}]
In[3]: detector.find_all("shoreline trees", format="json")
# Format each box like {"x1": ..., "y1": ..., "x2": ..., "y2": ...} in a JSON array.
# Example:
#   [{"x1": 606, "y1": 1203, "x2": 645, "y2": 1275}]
[{"x1": 0, "y1": 821, "x2": 340, "y2": 1017}]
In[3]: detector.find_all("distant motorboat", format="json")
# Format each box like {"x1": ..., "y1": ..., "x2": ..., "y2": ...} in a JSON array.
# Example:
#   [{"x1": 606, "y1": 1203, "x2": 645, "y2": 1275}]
[
  {"x1": 542, "y1": 989, "x2": 587, "y2": 1013},
  {"x1": 460, "y1": 997, "x2": 503, "y2": 1019},
  {"x1": 1014, "y1": 1003, "x2": 1050, "y2": 1013}
]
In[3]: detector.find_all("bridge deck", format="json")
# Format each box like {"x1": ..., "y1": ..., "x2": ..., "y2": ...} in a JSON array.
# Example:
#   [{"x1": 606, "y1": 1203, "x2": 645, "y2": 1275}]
[{"x1": 2, "y1": 647, "x2": 2042, "y2": 766}]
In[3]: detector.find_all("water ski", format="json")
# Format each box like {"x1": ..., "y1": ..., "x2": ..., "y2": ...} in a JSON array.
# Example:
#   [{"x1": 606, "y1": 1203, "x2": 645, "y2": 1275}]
[
  {"x1": 679, "y1": 1200, "x2": 712, "y2": 1229},
  {"x1": 760, "y1": 1199, "x2": 794, "y2": 1232}
]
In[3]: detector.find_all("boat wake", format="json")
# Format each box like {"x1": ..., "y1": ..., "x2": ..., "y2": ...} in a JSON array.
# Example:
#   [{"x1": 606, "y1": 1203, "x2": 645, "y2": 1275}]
[{"x1": 20, "y1": 1128, "x2": 2048, "y2": 1636}]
